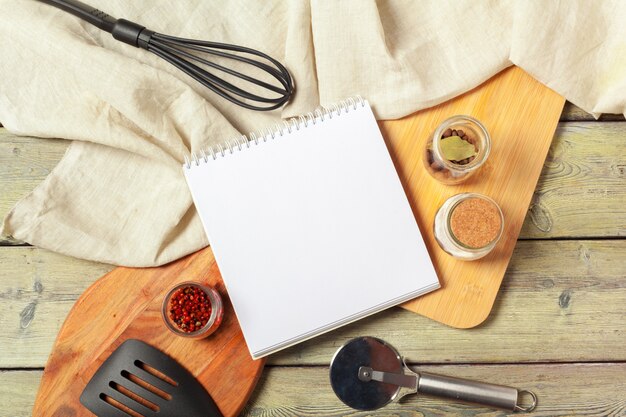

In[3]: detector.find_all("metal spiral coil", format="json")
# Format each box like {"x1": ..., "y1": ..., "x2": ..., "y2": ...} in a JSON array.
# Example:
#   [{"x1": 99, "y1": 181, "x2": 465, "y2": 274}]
[{"x1": 185, "y1": 96, "x2": 366, "y2": 168}]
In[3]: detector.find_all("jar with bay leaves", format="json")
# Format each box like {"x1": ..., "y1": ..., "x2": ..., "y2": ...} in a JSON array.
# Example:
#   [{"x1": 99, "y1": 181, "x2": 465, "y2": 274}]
[{"x1": 423, "y1": 115, "x2": 491, "y2": 184}]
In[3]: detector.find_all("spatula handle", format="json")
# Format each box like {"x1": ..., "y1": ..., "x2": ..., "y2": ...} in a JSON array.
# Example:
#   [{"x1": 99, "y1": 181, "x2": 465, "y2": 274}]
[{"x1": 418, "y1": 372, "x2": 537, "y2": 412}]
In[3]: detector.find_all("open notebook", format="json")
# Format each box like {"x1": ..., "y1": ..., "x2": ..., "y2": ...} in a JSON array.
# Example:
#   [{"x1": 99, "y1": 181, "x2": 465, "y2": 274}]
[{"x1": 184, "y1": 98, "x2": 439, "y2": 359}]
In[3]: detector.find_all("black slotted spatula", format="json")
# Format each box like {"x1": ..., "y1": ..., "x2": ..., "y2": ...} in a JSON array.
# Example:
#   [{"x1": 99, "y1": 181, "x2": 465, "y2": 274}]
[{"x1": 80, "y1": 339, "x2": 224, "y2": 417}]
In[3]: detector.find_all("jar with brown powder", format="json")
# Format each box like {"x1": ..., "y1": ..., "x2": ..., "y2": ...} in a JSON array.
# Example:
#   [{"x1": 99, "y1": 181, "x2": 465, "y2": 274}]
[{"x1": 434, "y1": 193, "x2": 504, "y2": 260}]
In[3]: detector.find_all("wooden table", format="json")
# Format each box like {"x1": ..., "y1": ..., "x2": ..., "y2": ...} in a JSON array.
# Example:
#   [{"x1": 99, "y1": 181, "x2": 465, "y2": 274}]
[{"x1": 1, "y1": 103, "x2": 625, "y2": 416}]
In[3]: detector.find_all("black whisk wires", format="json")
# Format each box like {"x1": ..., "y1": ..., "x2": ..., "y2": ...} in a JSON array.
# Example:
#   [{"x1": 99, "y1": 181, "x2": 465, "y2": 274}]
[{"x1": 147, "y1": 34, "x2": 293, "y2": 111}]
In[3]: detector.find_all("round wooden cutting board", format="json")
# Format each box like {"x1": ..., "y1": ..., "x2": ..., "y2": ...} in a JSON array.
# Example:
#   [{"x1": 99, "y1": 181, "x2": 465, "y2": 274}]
[{"x1": 32, "y1": 247, "x2": 264, "y2": 417}]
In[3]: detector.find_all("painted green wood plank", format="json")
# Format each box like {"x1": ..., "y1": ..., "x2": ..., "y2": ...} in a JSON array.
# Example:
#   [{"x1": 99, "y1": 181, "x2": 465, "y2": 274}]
[
  {"x1": 0, "y1": 132, "x2": 70, "y2": 245},
  {"x1": 520, "y1": 122, "x2": 625, "y2": 238},
  {"x1": 243, "y1": 363, "x2": 626, "y2": 416},
  {"x1": 1, "y1": 240, "x2": 623, "y2": 368},
  {"x1": 272, "y1": 239, "x2": 626, "y2": 365},
  {"x1": 2, "y1": 124, "x2": 624, "y2": 244},
  {"x1": 560, "y1": 102, "x2": 625, "y2": 121},
  {"x1": 0, "y1": 248, "x2": 113, "y2": 367},
  {"x1": 0, "y1": 371, "x2": 40, "y2": 417},
  {"x1": 4, "y1": 363, "x2": 626, "y2": 417}
]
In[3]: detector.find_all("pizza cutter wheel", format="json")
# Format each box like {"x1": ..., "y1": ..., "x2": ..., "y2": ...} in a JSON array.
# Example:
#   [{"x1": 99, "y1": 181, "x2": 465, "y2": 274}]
[{"x1": 330, "y1": 336, "x2": 537, "y2": 412}]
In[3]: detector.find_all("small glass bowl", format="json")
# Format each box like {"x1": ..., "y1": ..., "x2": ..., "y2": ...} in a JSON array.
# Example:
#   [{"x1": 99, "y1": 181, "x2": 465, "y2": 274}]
[
  {"x1": 423, "y1": 115, "x2": 491, "y2": 184},
  {"x1": 162, "y1": 281, "x2": 224, "y2": 339},
  {"x1": 434, "y1": 193, "x2": 504, "y2": 260}
]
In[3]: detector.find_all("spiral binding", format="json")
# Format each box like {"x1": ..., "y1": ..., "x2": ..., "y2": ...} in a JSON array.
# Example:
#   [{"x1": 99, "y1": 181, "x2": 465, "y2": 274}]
[{"x1": 184, "y1": 96, "x2": 367, "y2": 169}]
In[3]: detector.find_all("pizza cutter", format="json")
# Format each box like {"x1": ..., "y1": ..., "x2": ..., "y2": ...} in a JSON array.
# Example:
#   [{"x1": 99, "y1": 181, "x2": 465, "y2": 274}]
[{"x1": 330, "y1": 336, "x2": 537, "y2": 412}]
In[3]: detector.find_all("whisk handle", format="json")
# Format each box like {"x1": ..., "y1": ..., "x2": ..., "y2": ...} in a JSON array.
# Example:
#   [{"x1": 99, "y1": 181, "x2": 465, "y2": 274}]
[
  {"x1": 38, "y1": 0, "x2": 152, "y2": 49},
  {"x1": 38, "y1": 0, "x2": 116, "y2": 32}
]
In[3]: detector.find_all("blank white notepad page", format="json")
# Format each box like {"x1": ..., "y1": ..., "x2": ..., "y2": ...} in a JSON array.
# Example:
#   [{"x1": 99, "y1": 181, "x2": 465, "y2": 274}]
[{"x1": 184, "y1": 101, "x2": 439, "y2": 358}]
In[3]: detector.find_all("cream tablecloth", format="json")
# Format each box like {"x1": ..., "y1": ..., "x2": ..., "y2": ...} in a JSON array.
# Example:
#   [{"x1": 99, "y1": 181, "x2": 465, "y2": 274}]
[{"x1": 1, "y1": 0, "x2": 624, "y2": 266}]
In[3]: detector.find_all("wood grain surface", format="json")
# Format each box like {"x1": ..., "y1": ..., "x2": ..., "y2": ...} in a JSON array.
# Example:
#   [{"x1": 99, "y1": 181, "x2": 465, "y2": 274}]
[
  {"x1": 1, "y1": 96, "x2": 624, "y2": 416},
  {"x1": 6, "y1": 364, "x2": 626, "y2": 417},
  {"x1": 30, "y1": 248, "x2": 264, "y2": 417},
  {"x1": 378, "y1": 67, "x2": 565, "y2": 327},
  {"x1": 1, "y1": 240, "x2": 624, "y2": 369},
  {"x1": 242, "y1": 363, "x2": 626, "y2": 417}
]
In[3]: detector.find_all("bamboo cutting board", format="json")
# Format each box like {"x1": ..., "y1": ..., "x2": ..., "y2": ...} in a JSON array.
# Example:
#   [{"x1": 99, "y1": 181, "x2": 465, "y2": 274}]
[
  {"x1": 379, "y1": 66, "x2": 565, "y2": 328},
  {"x1": 32, "y1": 248, "x2": 264, "y2": 417}
]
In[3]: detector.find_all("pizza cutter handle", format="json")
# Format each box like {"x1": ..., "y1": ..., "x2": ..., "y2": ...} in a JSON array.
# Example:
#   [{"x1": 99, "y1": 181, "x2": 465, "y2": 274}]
[{"x1": 418, "y1": 372, "x2": 537, "y2": 412}]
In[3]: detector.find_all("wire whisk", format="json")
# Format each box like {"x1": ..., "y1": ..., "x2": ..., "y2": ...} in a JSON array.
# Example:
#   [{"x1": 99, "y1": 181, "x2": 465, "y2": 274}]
[{"x1": 40, "y1": 0, "x2": 294, "y2": 111}]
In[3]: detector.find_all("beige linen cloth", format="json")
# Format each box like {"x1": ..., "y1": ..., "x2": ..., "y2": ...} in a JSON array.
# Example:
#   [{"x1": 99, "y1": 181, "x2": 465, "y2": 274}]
[{"x1": 1, "y1": 0, "x2": 625, "y2": 266}]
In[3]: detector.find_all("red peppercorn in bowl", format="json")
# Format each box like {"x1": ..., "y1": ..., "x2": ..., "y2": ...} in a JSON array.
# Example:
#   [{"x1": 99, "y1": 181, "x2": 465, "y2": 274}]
[{"x1": 162, "y1": 281, "x2": 224, "y2": 338}]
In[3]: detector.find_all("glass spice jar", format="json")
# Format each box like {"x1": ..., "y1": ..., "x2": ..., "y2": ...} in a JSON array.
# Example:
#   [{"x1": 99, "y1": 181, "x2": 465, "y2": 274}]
[
  {"x1": 162, "y1": 281, "x2": 224, "y2": 339},
  {"x1": 434, "y1": 193, "x2": 504, "y2": 260},
  {"x1": 423, "y1": 115, "x2": 491, "y2": 184}
]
